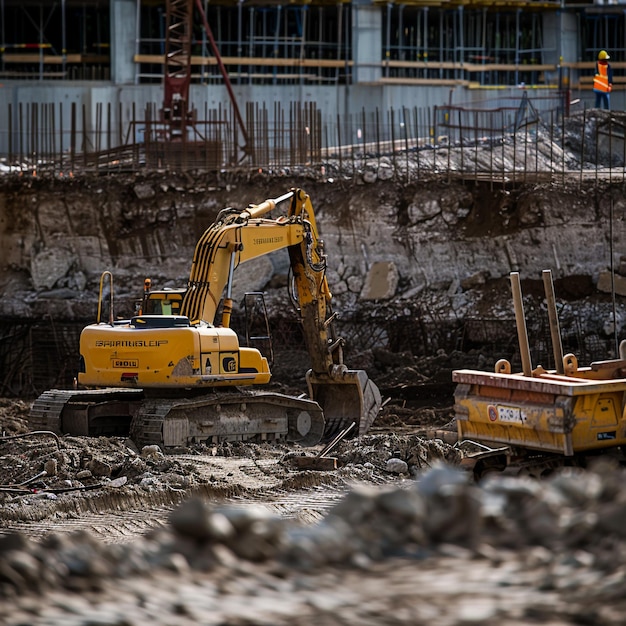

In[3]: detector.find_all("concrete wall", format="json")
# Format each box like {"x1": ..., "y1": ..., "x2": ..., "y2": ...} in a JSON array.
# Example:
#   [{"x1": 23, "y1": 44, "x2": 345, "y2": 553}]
[
  {"x1": 542, "y1": 13, "x2": 581, "y2": 90},
  {"x1": 0, "y1": 80, "x2": 617, "y2": 156},
  {"x1": 352, "y1": 1, "x2": 383, "y2": 84}
]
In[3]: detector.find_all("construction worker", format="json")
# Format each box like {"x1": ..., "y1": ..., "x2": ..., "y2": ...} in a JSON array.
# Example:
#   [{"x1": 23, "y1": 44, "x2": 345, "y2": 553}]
[{"x1": 594, "y1": 50, "x2": 613, "y2": 110}]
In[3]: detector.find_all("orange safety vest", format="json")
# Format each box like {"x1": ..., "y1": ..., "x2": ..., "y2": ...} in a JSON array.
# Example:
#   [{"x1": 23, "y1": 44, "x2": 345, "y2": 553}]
[{"x1": 594, "y1": 62, "x2": 612, "y2": 93}]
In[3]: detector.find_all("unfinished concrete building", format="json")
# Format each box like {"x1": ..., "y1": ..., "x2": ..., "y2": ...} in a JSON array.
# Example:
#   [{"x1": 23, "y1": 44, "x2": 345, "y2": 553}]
[{"x1": 0, "y1": 0, "x2": 622, "y2": 165}]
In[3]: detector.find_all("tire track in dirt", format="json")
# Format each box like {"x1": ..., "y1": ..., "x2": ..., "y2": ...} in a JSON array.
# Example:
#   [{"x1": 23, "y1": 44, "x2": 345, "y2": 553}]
[{"x1": 0, "y1": 454, "x2": 393, "y2": 543}]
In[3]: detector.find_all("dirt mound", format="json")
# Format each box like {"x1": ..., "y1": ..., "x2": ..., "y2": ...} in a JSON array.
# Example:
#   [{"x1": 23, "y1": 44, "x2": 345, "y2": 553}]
[
  {"x1": 334, "y1": 433, "x2": 460, "y2": 471},
  {"x1": 3, "y1": 461, "x2": 626, "y2": 624},
  {"x1": 0, "y1": 398, "x2": 30, "y2": 435}
]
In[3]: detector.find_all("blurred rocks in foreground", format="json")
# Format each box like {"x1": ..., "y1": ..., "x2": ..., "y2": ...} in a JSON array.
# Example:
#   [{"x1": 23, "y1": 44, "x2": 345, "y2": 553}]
[{"x1": 2, "y1": 460, "x2": 626, "y2": 600}]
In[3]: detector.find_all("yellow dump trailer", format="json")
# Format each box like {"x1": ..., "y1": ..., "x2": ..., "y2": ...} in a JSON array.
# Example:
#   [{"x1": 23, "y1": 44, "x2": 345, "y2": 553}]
[
  {"x1": 452, "y1": 270, "x2": 626, "y2": 477},
  {"x1": 454, "y1": 359, "x2": 626, "y2": 457}
]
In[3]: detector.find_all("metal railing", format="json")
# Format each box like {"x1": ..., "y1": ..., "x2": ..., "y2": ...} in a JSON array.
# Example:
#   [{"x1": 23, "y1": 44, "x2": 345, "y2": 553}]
[{"x1": 0, "y1": 95, "x2": 624, "y2": 185}]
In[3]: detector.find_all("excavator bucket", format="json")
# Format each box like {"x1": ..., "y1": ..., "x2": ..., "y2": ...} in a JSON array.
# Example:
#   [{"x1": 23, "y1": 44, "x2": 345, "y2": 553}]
[{"x1": 306, "y1": 369, "x2": 382, "y2": 440}]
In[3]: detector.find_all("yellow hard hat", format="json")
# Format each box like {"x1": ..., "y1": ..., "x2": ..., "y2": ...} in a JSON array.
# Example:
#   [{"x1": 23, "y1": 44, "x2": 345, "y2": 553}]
[{"x1": 598, "y1": 50, "x2": 610, "y2": 60}]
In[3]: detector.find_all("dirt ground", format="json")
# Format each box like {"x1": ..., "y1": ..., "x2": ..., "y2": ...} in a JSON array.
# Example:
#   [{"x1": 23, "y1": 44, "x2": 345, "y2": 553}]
[
  {"x1": 0, "y1": 383, "x2": 458, "y2": 541},
  {"x1": 3, "y1": 380, "x2": 626, "y2": 625}
]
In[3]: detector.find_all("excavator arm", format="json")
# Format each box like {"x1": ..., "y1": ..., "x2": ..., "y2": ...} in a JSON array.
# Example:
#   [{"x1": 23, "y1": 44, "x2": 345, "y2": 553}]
[
  {"x1": 180, "y1": 190, "x2": 308, "y2": 325},
  {"x1": 179, "y1": 188, "x2": 381, "y2": 436}
]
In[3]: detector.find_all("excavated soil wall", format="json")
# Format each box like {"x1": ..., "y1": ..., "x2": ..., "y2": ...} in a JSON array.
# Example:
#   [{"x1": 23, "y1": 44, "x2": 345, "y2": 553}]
[{"x1": 1, "y1": 172, "x2": 626, "y2": 395}]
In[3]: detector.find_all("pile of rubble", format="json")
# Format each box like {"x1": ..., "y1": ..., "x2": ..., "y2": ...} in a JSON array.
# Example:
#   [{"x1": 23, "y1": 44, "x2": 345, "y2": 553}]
[
  {"x1": 2, "y1": 461, "x2": 626, "y2": 624},
  {"x1": 0, "y1": 395, "x2": 461, "y2": 535},
  {"x1": 0, "y1": 400, "x2": 207, "y2": 504}
]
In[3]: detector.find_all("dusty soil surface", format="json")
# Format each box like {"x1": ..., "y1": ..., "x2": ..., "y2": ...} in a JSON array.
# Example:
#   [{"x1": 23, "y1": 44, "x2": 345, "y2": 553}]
[
  {"x1": 3, "y1": 391, "x2": 626, "y2": 625},
  {"x1": 0, "y1": 390, "x2": 457, "y2": 540}
]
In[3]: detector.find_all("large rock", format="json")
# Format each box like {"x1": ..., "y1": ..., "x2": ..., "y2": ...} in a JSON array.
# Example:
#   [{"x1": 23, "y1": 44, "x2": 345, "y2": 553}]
[
  {"x1": 30, "y1": 246, "x2": 75, "y2": 290},
  {"x1": 361, "y1": 261, "x2": 399, "y2": 300}
]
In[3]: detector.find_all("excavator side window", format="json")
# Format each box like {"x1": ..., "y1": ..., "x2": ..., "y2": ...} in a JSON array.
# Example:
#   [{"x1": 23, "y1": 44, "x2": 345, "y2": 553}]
[{"x1": 144, "y1": 299, "x2": 162, "y2": 315}]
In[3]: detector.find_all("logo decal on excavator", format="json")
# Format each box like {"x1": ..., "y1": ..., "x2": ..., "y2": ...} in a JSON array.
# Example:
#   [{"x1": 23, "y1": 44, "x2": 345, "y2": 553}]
[
  {"x1": 222, "y1": 357, "x2": 237, "y2": 372},
  {"x1": 253, "y1": 236, "x2": 283, "y2": 245},
  {"x1": 112, "y1": 359, "x2": 139, "y2": 368}
]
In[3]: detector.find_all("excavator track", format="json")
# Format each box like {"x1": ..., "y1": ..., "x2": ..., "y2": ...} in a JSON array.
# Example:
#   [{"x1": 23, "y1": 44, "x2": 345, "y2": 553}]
[
  {"x1": 29, "y1": 388, "x2": 144, "y2": 436},
  {"x1": 30, "y1": 389, "x2": 326, "y2": 448},
  {"x1": 130, "y1": 390, "x2": 326, "y2": 448}
]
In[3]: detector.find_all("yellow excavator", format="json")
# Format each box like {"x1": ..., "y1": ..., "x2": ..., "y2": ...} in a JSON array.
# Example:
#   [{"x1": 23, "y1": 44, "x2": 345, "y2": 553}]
[{"x1": 30, "y1": 189, "x2": 381, "y2": 448}]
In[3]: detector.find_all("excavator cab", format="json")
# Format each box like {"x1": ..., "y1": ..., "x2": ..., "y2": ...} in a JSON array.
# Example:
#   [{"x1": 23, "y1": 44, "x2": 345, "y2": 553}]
[{"x1": 138, "y1": 279, "x2": 186, "y2": 316}]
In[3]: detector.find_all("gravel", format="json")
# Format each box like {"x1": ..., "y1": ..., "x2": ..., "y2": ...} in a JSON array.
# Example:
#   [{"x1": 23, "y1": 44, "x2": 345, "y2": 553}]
[
  {"x1": 2, "y1": 459, "x2": 626, "y2": 624},
  {"x1": 4, "y1": 389, "x2": 626, "y2": 625}
]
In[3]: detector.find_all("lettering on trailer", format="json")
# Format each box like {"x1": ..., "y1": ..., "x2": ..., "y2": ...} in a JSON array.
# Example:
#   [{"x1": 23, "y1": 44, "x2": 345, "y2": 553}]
[
  {"x1": 95, "y1": 340, "x2": 168, "y2": 348},
  {"x1": 597, "y1": 431, "x2": 616, "y2": 441},
  {"x1": 488, "y1": 404, "x2": 526, "y2": 424},
  {"x1": 253, "y1": 236, "x2": 284, "y2": 245}
]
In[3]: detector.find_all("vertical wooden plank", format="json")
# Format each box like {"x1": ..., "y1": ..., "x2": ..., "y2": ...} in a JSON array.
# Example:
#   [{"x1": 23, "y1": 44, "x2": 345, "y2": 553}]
[
  {"x1": 337, "y1": 112, "x2": 342, "y2": 174},
  {"x1": 82, "y1": 103, "x2": 88, "y2": 167},
  {"x1": 118, "y1": 101, "x2": 123, "y2": 147},
  {"x1": 31, "y1": 103, "x2": 36, "y2": 166},
  {"x1": 107, "y1": 102, "x2": 111, "y2": 154},
  {"x1": 403, "y1": 106, "x2": 410, "y2": 183},
  {"x1": 59, "y1": 103, "x2": 64, "y2": 172},
  {"x1": 415, "y1": 107, "x2": 420, "y2": 181},
  {"x1": 51, "y1": 103, "x2": 56, "y2": 174},
  {"x1": 501, "y1": 110, "x2": 506, "y2": 190},
  {"x1": 488, "y1": 109, "x2": 492, "y2": 175},
  {"x1": 132, "y1": 102, "x2": 137, "y2": 169},
  {"x1": 474, "y1": 110, "x2": 478, "y2": 185}
]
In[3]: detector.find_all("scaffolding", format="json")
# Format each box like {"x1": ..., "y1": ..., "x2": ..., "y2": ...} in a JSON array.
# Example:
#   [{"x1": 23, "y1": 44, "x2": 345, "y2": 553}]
[
  {"x1": 0, "y1": 1, "x2": 623, "y2": 89},
  {"x1": 0, "y1": 1, "x2": 110, "y2": 80},
  {"x1": 383, "y1": 4, "x2": 551, "y2": 85},
  {"x1": 135, "y1": 1, "x2": 352, "y2": 85}
]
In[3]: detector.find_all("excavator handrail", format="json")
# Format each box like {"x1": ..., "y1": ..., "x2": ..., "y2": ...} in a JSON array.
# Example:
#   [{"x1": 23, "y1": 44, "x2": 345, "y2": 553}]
[{"x1": 97, "y1": 271, "x2": 114, "y2": 325}]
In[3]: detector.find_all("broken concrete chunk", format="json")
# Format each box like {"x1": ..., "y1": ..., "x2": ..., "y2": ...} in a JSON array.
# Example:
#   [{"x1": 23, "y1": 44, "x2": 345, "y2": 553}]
[{"x1": 360, "y1": 261, "x2": 399, "y2": 300}]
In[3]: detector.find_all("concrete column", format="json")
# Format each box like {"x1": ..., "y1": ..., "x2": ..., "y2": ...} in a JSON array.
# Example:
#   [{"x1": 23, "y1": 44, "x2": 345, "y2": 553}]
[
  {"x1": 542, "y1": 12, "x2": 579, "y2": 87},
  {"x1": 352, "y1": 0, "x2": 382, "y2": 83},
  {"x1": 110, "y1": 0, "x2": 137, "y2": 85}
]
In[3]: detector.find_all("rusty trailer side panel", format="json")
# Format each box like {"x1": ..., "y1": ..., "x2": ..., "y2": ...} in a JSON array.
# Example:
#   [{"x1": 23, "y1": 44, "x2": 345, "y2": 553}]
[{"x1": 453, "y1": 369, "x2": 626, "y2": 456}]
